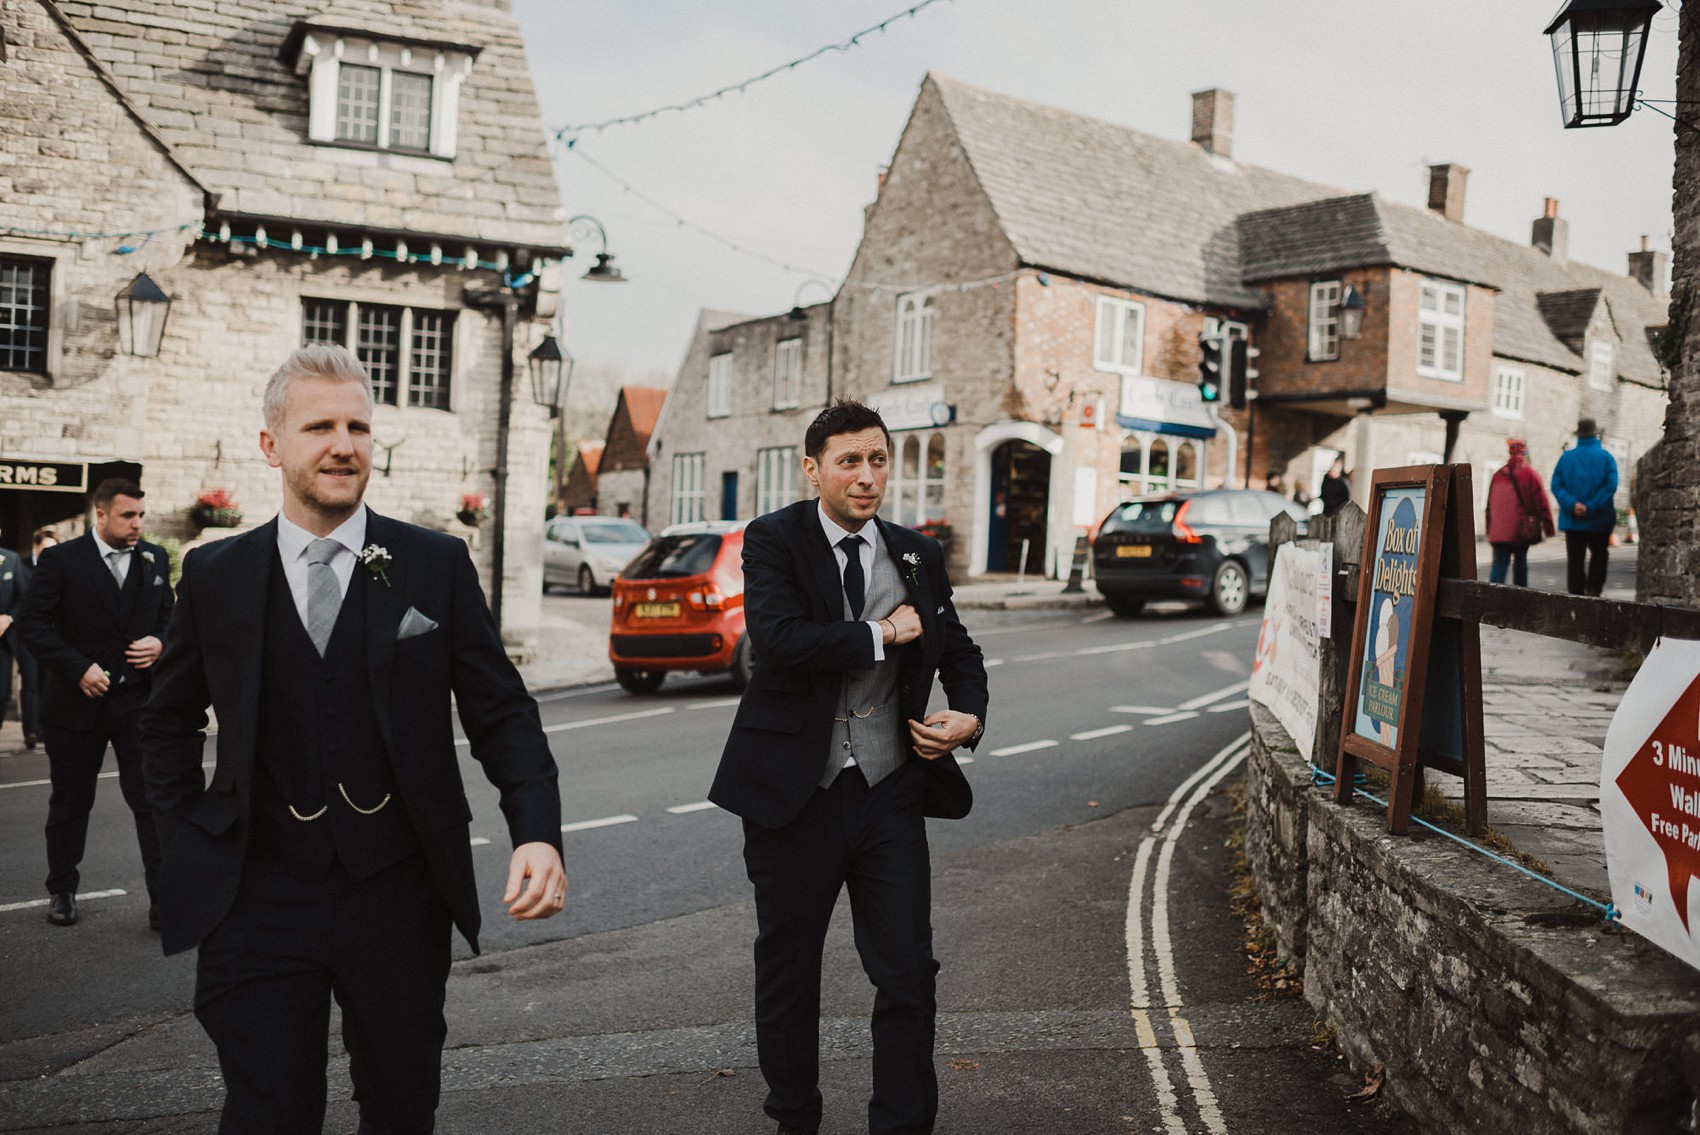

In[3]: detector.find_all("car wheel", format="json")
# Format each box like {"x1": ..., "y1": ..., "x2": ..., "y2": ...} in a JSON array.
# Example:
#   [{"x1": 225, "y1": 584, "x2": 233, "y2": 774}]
[
  {"x1": 1104, "y1": 593, "x2": 1145, "y2": 618},
  {"x1": 615, "y1": 668, "x2": 665, "y2": 694},
  {"x1": 578, "y1": 565, "x2": 597, "y2": 596},
  {"x1": 1210, "y1": 560, "x2": 1249, "y2": 616},
  {"x1": 730, "y1": 635, "x2": 755, "y2": 691}
]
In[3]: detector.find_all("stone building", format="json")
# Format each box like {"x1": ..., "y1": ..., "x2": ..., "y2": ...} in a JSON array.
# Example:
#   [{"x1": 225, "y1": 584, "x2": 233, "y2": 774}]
[
  {"x1": 558, "y1": 440, "x2": 603, "y2": 515},
  {"x1": 0, "y1": 0, "x2": 570, "y2": 646},
  {"x1": 591, "y1": 386, "x2": 665, "y2": 525},
  {"x1": 649, "y1": 74, "x2": 1668, "y2": 579}
]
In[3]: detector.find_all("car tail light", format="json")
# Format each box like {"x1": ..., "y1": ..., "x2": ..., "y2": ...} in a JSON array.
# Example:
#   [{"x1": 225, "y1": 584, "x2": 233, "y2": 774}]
[
  {"x1": 1173, "y1": 501, "x2": 1203, "y2": 544},
  {"x1": 687, "y1": 586, "x2": 725, "y2": 611},
  {"x1": 613, "y1": 592, "x2": 624, "y2": 609}
]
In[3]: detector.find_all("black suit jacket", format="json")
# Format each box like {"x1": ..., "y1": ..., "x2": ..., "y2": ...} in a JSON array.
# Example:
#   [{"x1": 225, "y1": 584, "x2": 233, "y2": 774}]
[
  {"x1": 709, "y1": 500, "x2": 988, "y2": 829},
  {"x1": 140, "y1": 512, "x2": 563, "y2": 956},
  {"x1": 16, "y1": 533, "x2": 174, "y2": 725},
  {"x1": 0, "y1": 546, "x2": 22, "y2": 660}
]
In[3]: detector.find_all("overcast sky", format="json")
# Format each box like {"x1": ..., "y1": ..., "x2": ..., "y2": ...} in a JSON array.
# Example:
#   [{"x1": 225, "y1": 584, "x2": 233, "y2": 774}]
[{"x1": 512, "y1": 0, "x2": 1680, "y2": 387}]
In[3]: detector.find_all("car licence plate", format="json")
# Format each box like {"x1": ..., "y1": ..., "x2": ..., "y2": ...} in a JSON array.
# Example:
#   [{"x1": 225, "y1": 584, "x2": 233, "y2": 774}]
[
  {"x1": 633, "y1": 602, "x2": 681, "y2": 618},
  {"x1": 1116, "y1": 545, "x2": 1153, "y2": 558}
]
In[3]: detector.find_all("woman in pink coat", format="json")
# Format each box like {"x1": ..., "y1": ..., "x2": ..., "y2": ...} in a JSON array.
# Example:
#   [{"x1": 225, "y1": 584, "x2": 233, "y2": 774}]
[{"x1": 1484, "y1": 438, "x2": 1556, "y2": 586}]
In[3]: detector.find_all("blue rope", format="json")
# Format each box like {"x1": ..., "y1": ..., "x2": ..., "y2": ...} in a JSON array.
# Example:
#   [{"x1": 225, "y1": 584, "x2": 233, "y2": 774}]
[{"x1": 1309, "y1": 765, "x2": 1618, "y2": 924}]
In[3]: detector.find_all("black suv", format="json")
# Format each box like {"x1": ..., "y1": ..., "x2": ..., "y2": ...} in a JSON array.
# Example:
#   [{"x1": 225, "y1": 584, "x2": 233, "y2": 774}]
[{"x1": 1091, "y1": 489, "x2": 1307, "y2": 617}]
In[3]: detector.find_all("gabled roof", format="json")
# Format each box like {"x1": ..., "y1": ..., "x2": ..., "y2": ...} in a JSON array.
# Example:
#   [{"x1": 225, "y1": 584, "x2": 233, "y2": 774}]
[
  {"x1": 577, "y1": 441, "x2": 604, "y2": 478},
  {"x1": 617, "y1": 387, "x2": 667, "y2": 447},
  {"x1": 929, "y1": 74, "x2": 1345, "y2": 309},
  {"x1": 1536, "y1": 289, "x2": 1604, "y2": 342},
  {"x1": 52, "y1": 0, "x2": 567, "y2": 249}
]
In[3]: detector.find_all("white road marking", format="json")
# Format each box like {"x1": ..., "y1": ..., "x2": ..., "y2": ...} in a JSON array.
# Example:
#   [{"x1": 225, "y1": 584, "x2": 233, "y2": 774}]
[
  {"x1": 469, "y1": 837, "x2": 492, "y2": 847},
  {"x1": 543, "y1": 708, "x2": 676, "y2": 734},
  {"x1": 2, "y1": 760, "x2": 216, "y2": 791},
  {"x1": 1112, "y1": 706, "x2": 1176, "y2": 716},
  {"x1": 989, "y1": 739, "x2": 1059, "y2": 757},
  {"x1": 1207, "y1": 700, "x2": 1252, "y2": 713},
  {"x1": 1073, "y1": 640, "x2": 1158, "y2": 657},
  {"x1": 2, "y1": 888, "x2": 127, "y2": 914},
  {"x1": 561, "y1": 814, "x2": 639, "y2": 833},
  {"x1": 665, "y1": 801, "x2": 719, "y2": 814},
  {"x1": 983, "y1": 659, "x2": 1005, "y2": 668},
  {"x1": 1078, "y1": 611, "x2": 1115, "y2": 624},
  {"x1": 1158, "y1": 622, "x2": 1234, "y2": 646},
  {"x1": 1125, "y1": 733, "x2": 1248, "y2": 1135},
  {"x1": 1178, "y1": 680, "x2": 1251, "y2": 712},
  {"x1": 1143, "y1": 711, "x2": 1201, "y2": 726},
  {"x1": 1070, "y1": 724, "x2": 1134, "y2": 741},
  {"x1": 687, "y1": 697, "x2": 744, "y2": 710},
  {"x1": 956, "y1": 756, "x2": 974, "y2": 765}
]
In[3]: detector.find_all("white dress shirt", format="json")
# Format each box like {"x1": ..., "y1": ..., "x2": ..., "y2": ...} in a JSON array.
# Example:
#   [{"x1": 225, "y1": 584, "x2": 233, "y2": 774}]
[
  {"x1": 276, "y1": 508, "x2": 368, "y2": 634},
  {"x1": 91, "y1": 530, "x2": 134, "y2": 586},
  {"x1": 816, "y1": 503, "x2": 887, "y2": 663}
]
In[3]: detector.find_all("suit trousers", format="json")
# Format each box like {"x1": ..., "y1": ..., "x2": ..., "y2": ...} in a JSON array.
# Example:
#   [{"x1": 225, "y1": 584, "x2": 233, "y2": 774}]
[
  {"x1": 742, "y1": 762, "x2": 939, "y2": 1135},
  {"x1": 15, "y1": 638, "x2": 41, "y2": 737},
  {"x1": 1564, "y1": 530, "x2": 1611, "y2": 597},
  {"x1": 194, "y1": 854, "x2": 453, "y2": 1135},
  {"x1": 43, "y1": 694, "x2": 162, "y2": 899}
]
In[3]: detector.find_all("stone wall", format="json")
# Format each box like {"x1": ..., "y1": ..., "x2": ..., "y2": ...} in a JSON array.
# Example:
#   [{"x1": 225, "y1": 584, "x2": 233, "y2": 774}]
[
  {"x1": 1638, "y1": 1, "x2": 1700, "y2": 608},
  {"x1": 1246, "y1": 706, "x2": 1700, "y2": 1135}
]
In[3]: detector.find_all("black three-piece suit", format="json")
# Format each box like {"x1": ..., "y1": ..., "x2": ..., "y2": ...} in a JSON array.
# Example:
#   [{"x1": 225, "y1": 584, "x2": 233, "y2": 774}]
[
  {"x1": 710, "y1": 500, "x2": 988, "y2": 1135},
  {"x1": 141, "y1": 511, "x2": 562, "y2": 1133},
  {"x1": 17, "y1": 532, "x2": 174, "y2": 902}
]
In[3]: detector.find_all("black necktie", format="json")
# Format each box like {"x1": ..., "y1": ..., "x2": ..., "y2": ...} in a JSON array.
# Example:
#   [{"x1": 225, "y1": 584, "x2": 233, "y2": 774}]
[{"x1": 839, "y1": 534, "x2": 865, "y2": 619}]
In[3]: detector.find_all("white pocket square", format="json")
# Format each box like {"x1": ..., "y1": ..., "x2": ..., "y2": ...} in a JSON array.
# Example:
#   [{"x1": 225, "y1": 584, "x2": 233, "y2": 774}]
[
  {"x1": 2, "y1": 571, "x2": 10, "y2": 581},
  {"x1": 398, "y1": 606, "x2": 439, "y2": 640},
  {"x1": 151, "y1": 576, "x2": 163, "y2": 586},
  {"x1": 935, "y1": 605, "x2": 945, "y2": 614}
]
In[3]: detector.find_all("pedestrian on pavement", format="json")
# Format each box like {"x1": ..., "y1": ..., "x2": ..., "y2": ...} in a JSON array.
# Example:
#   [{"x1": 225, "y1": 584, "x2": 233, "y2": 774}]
[
  {"x1": 1484, "y1": 439, "x2": 1555, "y2": 588},
  {"x1": 1290, "y1": 478, "x2": 1312, "y2": 509},
  {"x1": 1320, "y1": 455, "x2": 1352, "y2": 516},
  {"x1": 17, "y1": 483, "x2": 173, "y2": 930},
  {"x1": 1549, "y1": 417, "x2": 1619, "y2": 597},
  {"x1": 15, "y1": 528, "x2": 58, "y2": 750},
  {"x1": 0, "y1": 525, "x2": 23, "y2": 741},
  {"x1": 141, "y1": 344, "x2": 567, "y2": 1134},
  {"x1": 710, "y1": 398, "x2": 989, "y2": 1135},
  {"x1": 1263, "y1": 470, "x2": 1285, "y2": 496}
]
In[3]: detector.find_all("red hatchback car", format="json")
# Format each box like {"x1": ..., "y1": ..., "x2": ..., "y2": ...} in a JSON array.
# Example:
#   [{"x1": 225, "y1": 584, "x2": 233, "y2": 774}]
[{"x1": 608, "y1": 521, "x2": 751, "y2": 694}]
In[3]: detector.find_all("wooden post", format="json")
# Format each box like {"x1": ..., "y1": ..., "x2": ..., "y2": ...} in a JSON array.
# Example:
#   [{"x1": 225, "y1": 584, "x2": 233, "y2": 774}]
[{"x1": 1316, "y1": 503, "x2": 1365, "y2": 775}]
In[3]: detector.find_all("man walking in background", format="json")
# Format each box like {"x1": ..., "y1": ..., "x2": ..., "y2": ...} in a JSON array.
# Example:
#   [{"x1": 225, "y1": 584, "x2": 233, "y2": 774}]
[
  {"x1": 142, "y1": 344, "x2": 566, "y2": 1133},
  {"x1": 0, "y1": 525, "x2": 23, "y2": 742},
  {"x1": 18, "y1": 482, "x2": 172, "y2": 930},
  {"x1": 711, "y1": 399, "x2": 988, "y2": 1135},
  {"x1": 16, "y1": 528, "x2": 59, "y2": 750},
  {"x1": 1550, "y1": 417, "x2": 1619, "y2": 597}
]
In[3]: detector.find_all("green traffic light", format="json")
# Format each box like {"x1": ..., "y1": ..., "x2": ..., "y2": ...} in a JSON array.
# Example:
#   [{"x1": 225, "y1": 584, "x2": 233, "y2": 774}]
[{"x1": 1199, "y1": 381, "x2": 1220, "y2": 403}]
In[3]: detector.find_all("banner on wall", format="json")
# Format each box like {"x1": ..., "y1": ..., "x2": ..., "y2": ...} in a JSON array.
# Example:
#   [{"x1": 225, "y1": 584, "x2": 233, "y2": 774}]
[{"x1": 1249, "y1": 543, "x2": 1322, "y2": 763}]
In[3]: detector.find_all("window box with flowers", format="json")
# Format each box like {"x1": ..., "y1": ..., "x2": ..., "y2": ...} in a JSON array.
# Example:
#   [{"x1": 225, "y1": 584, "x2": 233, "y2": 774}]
[
  {"x1": 189, "y1": 488, "x2": 243, "y2": 530},
  {"x1": 912, "y1": 519, "x2": 953, "y2": 552},
  {"x1": 456, "y1": 493, "x2": 491, "y2": 528}
]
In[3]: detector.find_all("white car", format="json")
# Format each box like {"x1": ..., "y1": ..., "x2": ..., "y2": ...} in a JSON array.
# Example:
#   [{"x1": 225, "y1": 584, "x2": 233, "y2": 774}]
[{"x1": 543, "y1": 516, "x2": 651, "y2": 596}]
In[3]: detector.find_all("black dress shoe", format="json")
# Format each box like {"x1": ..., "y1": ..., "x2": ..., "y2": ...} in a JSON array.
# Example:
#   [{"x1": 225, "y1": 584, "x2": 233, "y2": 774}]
[
  {"x1": 148, "y1": 904, "x2": 160, "y2": 932},
  {"x1": 47, "y1": 892, "x2": 77, "y2": 926},
  {"x1": 23, "y1": 732, "x2": 39, "y2": 750}
]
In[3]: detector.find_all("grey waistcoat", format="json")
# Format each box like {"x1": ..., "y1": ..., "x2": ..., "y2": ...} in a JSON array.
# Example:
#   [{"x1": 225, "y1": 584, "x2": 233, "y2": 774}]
[{"x1": 821, "y1": 538, "x2": 907, "y2": 788}]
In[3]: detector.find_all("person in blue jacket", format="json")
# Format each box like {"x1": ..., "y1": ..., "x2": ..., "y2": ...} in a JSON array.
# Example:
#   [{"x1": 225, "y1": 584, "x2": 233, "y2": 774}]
[{"x1": 1549, "y1": 417, "x2": 1619, "y2": 597}]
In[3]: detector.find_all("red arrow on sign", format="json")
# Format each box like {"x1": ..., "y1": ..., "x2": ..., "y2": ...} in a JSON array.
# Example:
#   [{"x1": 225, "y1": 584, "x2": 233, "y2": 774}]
[{"x1": 1615, "y1": 675, "x2": 1700, "y2": 933}]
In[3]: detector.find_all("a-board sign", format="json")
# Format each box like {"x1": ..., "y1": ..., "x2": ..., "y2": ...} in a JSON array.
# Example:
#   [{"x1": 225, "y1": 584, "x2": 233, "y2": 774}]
[
  {"x1": 1250, "y1": 543, "x2": 1322, "y2": 763},
  {"x1": 1335, "y1": 464, "x2": 1486, "y2": 834}
]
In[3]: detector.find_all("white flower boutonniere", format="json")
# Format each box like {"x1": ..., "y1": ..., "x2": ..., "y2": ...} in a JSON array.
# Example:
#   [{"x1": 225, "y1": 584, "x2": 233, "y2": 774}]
[
  {"x1": 900, "y1": 551, "x2": 924, "y2": 592},
  {"x1": 360, "y1": 544, "x2": 393, "y2": 588},
  {"x1": 140, "y1": 550, "x2": 155, "y2": 566}
]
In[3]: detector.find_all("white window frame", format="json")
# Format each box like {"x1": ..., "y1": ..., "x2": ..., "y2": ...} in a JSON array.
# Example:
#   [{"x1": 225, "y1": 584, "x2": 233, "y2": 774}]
[
  {"x1": 295, "y1": 32, "x2": 473, "y2": 159},
  {"x1": 1588, "y1": 340, "x2": 1615, "y2": 392},
  {"x1": 1416, "y1": 278, "x2": 1466, "y2": 381},
  {"x1": 756, "y1": 446, "x2": 798, "y2": 515},
  {"x1": 882, "y1": 431, "x2": 948, "y2": 526},
  {"x1": 1093, "y1": 296, "x2": 1146, "y2": 375},
  {"x1": 300, "y1": 298, "x2": 457, "y2": 411},
  {"x1": 1117, "y1": 431, "x2": 1205, "y2": 499},
  {"x1": 773, "y1": 337, "x2": 802, "y2": 410},
  {"x1": 0, "y1": 237, "x2": 71, "y2": 379},
  {"x1": 671, "y1": 453, "x2": 705, "y2": 526},
  {"x1": 1491, "y1": 365, "x2": 1526, "y2": 419},
  {"x1": 1307, "y1": 280, "x2": 1342, "y2": 361},
  {"x1": 706, "y1": 351, "x2": 732, "y2": 418},
  {"x1": 892, "y1": 292, "x2": 934, "y2": 383}
]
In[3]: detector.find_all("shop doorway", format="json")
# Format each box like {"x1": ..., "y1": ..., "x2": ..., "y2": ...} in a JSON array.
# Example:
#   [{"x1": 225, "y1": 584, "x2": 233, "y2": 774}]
[{"x1": 986, "y1": 440, "x2": 1049, "y2": 574}]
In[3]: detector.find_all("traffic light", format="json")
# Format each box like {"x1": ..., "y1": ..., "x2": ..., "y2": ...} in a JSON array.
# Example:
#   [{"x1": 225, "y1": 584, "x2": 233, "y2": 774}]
[
  {"x1": 1228, "y1": 338, "x2": 1260, "y2": 410},
  {"x1": 1197, "y1": 331, "x2": 1225, "y2": 403}
]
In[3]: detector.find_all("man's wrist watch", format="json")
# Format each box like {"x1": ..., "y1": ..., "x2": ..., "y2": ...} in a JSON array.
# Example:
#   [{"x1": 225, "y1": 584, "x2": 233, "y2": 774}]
[{"x1": 967, "y1": 714, "x2": 984, "y2": 746}]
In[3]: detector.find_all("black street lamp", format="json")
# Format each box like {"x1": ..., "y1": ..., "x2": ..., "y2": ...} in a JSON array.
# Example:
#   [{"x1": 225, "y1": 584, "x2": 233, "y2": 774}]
[
  {"x1": 787, "y1": 278, "x2": 835, "y2": 321},
  {"x1": 1545, "y1": 0, "x2": 1660, "y2": 128},
  {"x1": 116, "y1": 272, "x2": 172, "y2": 357},
  {"x1": 528, "y1": 334, "x2": 571, "y2": 416},
  {"x1": 568, "y1": 216, "x2": 628, "y2": 283},
  {"x1": 1339, "y1": 284, "x2": 1366, "y2": 340}
]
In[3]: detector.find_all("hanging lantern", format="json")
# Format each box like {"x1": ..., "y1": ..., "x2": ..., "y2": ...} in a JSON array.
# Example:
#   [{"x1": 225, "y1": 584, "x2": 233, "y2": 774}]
[
  {"x1": 1545, "y1": 0, "x2": 1659, "y2": 128},
  {"x1": 1339, "y1": 284, "x2": 1367, "y2": 340},
  {"x1": 528, "y1": 334, "x2": 570, "y2": 414},
  {"x1": 115, "y1": 273, "x2": 172, "y2": 357}
]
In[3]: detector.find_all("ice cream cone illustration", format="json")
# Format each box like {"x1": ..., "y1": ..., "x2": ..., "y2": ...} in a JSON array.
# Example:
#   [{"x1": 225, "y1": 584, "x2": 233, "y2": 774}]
[{"x1": 1373, "y1": 597, "x2": 1399, "y2": 746}]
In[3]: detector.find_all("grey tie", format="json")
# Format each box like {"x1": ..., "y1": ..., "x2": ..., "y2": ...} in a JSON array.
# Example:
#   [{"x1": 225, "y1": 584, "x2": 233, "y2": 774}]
[
  {"x1": 306, "y1": 538, "x2": 342, "y2": 657},
  {"x1": 106, "y1": 549, "x2": 128, "y2": 586}
]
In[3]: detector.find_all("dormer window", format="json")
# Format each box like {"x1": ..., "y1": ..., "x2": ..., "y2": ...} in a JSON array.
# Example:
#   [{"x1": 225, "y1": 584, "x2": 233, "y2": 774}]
[{"x1": 289, "y1": 25, "x2": 476, "y2": 159}]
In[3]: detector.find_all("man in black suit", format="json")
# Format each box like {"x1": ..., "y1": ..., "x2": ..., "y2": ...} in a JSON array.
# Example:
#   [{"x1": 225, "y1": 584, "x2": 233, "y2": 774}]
[
  {"x1": 0, "y1": 525, "x2": 23, "y2": 741},
  {"x1": 18, "y1": 482, "x2": 173, "y2": 929},
  {"x1": 142, "y1": 344, "x2": 567, "y2": 1134},
  {"x1": 710, "y1": 399, "x2": 989, "y2": 1135},
  {"x1": 16, "y1": 528, "x2": 58, "y2": 750}
]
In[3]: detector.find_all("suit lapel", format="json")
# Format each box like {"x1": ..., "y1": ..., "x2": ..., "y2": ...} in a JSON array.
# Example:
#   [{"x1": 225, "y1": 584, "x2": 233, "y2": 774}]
[
  {"x1": 796, "y1": 502, "x2": 846, "y2": 618},
  {"x1": 362, "y1": 511, "x2": 402, "y2": 761},
  {"x1": 211, "y1": 521, "x2": 279, "y2": 790},
  {"x1": 76, "y1": 534, "x2": 123, "y2": 623}
]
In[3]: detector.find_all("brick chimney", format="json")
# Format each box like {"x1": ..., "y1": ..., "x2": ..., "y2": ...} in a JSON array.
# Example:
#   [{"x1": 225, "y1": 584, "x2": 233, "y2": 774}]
[
  {"x1": 1628, "y1": 235, "x2": 1668, "y2": 296},
  {"x1": 1191, "y1": 88, "x2": 1234, "y2": 158},
  {"x1": 1531, "y1": 197, "x2": 1568, "y2": 265},
  {"x1": 1427, "y1": 163, "x2": 1469, "y2": 223}
]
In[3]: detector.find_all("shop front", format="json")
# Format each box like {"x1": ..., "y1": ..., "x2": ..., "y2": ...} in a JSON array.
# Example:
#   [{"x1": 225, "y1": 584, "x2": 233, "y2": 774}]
[{"x1": 0, "y1": 456, "x2": 139, "y2": 551}]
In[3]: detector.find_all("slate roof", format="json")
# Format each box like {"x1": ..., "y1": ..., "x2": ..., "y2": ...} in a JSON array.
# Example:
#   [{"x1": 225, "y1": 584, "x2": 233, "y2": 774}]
[
  {"x1": 1239, "y1": 194, "x2": 1666, "y2": 385},
  {"x1": 929, "y1": 74, "x2": 1346, "y2": 310},
  {"x1": 51, "y1": 0, "x2": 568, "y2": 250}
]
